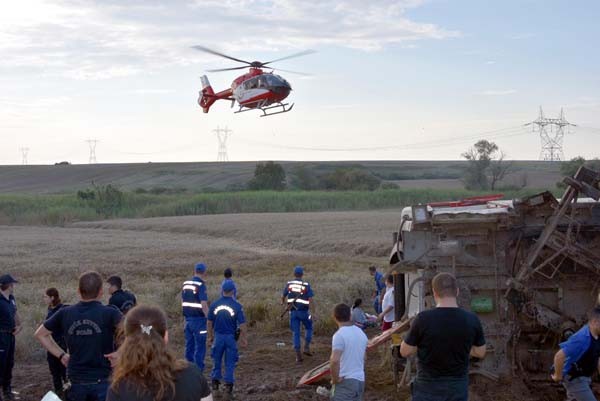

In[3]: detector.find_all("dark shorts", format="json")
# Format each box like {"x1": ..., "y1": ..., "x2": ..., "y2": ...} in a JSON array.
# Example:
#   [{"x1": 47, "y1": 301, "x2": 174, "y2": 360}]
[{"x1": 411, "y1": 377, "x2": 468, "y2": 401}]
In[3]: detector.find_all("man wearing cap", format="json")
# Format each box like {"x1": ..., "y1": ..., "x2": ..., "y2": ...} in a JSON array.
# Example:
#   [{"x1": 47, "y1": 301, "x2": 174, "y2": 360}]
[
  {"x1": 0, "y1": 275, "x2": 21, "y2": 401},
  {"x1": 221, "y1": 268, "x2": 237, "y2": 299},
  {"x1": 182, "y1": 263, "x2": 210, "y2": 372},
  {"x1": 208, "y1": 279, "x2": 247, "y2": 396},
  {"x1": 106, "y1": 275, "x2": 137, "y2": 314},
  {"x1": 282, "y1": 266, "x2": 315, "y2": 363}
]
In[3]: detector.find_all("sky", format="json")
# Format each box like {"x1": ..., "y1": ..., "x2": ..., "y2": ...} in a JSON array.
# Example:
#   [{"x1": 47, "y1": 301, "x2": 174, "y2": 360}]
[{"x1": 2, "y1": 0, "x2": 600, "y2": 164}]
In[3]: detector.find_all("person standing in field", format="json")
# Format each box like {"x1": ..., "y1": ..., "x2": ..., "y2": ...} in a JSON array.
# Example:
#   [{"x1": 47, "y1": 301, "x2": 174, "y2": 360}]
[
  {"x1": 282, "y1": 266, "x2": 315, "y2": 363},
  {"x1": 107, "y1": 276, "x2": 137, "y2": 314},
  {"x1": 0, "y1": 275, "x2": 22, "y2": 401},
  {"x1": 221, "y1": 268, "x2": 237, "y2": 299},
  {"x1": 35, "y1": 271, "x2": 123, "y2": 401},
  {"x1": 182, "y1": 263, "x2": 209, "y2": 372},
  {"x1": 106, "y1": 305, "x2": 213, "y2": 401},
  {"x1": 330, "y1": 303, "x2": 368, "y2": 401},
  {"x1": 400, "y1": 272, "x2": 486, "y2": 401},
  {"x1": 551, "y1": 307, "x2": 600, "y2": 401},
  {"x1": 368, "y1": 266, "x2": 385, "y2": 314},
  {"x1": 377, "y1": 275, "x2": 395, "y2": 331},
  {"x1": 43, "y1": 288, "x2": 68, "y2": 397},
  {"x1": 207, "y1": 279, "x2": 247, "y2": 396}
]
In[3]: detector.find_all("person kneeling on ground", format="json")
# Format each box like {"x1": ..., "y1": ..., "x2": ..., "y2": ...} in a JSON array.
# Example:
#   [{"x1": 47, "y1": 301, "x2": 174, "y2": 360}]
[
  {"x1": 330, "y1": 303, "x2": 368, "y2": 401},
  {"x1": 351, "y1": 298, "x2": 377, "y2": 330},
  {"x1": 107, "y1": 305, "x2": 213, "y2": 401},
  {"x1": 551, "y1": 306, "x2": 600, "y2": 401}
]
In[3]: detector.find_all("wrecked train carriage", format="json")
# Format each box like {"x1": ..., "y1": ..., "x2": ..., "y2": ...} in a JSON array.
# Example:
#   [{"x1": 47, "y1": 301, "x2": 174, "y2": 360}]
[{"x1": 388, "y1": 167, "x2": 600, "y2": 384}]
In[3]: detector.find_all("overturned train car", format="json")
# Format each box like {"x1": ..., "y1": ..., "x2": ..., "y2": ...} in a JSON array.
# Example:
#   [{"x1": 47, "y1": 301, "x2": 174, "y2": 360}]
[{"x1": 388, "y1": 167, "x2": 600, "y2": 392}]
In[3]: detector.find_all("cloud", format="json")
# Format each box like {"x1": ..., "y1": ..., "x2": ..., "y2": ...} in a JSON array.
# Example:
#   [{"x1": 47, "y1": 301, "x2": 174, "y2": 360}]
[
  {"x1": 0, "y1": 0, "x2": 459, "y2": 80},
  {"x1": 480, "y1": 89, "x2": 517, "y2": 96}
]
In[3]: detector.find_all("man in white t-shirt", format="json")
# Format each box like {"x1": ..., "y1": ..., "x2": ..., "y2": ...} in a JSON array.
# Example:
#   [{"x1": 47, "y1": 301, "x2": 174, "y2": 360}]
[
  {"x1": 378, "y1": 274, "x2": 395, "y2": 331},
  {"x1": 330, "y1": 303, "x2": 369, "y2": 401}
]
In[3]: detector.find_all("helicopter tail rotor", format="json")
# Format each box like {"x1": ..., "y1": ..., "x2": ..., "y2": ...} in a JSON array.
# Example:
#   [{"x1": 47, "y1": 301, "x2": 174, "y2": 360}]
[{"x1": 198, "y1": 75, "x2": 217, "y2": 113}]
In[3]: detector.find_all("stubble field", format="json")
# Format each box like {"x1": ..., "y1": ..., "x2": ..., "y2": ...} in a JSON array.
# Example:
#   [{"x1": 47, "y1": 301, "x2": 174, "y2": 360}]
[{"x1": 2, "y1": 210, "x2": 412, "y2": 401}]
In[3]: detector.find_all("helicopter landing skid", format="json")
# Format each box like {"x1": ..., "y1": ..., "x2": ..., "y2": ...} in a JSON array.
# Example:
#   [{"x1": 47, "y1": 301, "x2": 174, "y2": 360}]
[
  {"x1": 259, "y1": 102, "x2": 294, "y2": 117},
  {"x1": 235, "y1": 102, "x2": 294, "y2": 117}
]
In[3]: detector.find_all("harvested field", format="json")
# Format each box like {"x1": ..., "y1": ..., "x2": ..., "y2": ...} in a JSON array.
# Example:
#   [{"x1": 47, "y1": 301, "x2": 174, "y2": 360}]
[{"x1": 2, "y1": 210, "x2": 542, "y2": 400}]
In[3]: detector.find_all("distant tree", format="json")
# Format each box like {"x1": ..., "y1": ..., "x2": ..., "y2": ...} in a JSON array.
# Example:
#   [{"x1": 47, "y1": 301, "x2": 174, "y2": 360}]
[
  {"x1": 291, "y1": 166, "x2": 318, "y2": 190},
  {"x1": 461, "y1": 140, "x2": 512, "y2": 190},
  {"x1": 558, "y1": 157, "x2": 600, "y2": 187},
  {"x1": 247, "y1": 161, "x2": 287, "y2": 190},
  {"x1": 321, "y1": 168, "x2": 381, "y2": 191}
]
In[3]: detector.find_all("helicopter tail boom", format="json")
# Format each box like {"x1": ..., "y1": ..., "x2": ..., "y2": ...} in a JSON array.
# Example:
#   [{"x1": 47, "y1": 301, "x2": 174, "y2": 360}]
[{"x1": 198, "y1": 75, "x2": 217, "y2": 113}]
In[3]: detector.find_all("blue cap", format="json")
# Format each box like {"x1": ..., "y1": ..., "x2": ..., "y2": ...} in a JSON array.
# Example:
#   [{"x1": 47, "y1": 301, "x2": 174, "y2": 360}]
[
  {"x1": 195, "y1": 263, "x2": 207, "y2": 274},
  {"x1": 222, "y1": 279, "x2": 236, "y2": 293},
  {"x1": 0, "y1": 274, "x2": 17, "y2": 285},
  {"x1": 294, "y1": 265, "x2": 304, "y2": 276}
]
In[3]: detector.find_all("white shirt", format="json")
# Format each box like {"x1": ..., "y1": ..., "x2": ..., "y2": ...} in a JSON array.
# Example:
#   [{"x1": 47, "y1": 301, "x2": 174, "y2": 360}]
[
  {"x1": 382, "y1": 286, "x2": 395, "y2": 323},
  {"x1": 332, "y1": 325, "x2": 368, "y2": 381}
]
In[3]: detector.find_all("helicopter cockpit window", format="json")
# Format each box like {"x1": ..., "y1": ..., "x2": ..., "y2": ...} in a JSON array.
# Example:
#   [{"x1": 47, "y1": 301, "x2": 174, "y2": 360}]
[
  {"x1": 265, "y1": 75, "x2": 281, "y2": 86},
  {"x1": 244, "y1": 77, "x2": 258, "y2": 90}
]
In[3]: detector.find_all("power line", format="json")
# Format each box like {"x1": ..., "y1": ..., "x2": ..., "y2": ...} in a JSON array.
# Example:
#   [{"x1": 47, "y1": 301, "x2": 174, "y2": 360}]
[
  {"x1": 525, "y1": 107, "x2": 575, "y2": 161},
  {"x1": 213, "y1": 126, "x2": 232, "y2": 162},
  {"x1": 85, "y1": 139, "x2": 99, "y2": 164},
  {"x1": 19, "y1": 147, "x2": 29, "y2": 165}
]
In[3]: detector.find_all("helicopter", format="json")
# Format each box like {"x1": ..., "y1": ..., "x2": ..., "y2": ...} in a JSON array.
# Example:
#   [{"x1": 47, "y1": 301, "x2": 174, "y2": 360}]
[{"x1": 192, "y1": 45, "x2": 314, "y2": 117}]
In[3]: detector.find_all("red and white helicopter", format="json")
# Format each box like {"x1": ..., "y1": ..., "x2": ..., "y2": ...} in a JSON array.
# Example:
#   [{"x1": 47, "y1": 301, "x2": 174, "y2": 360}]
[{"x1": 193, "y1": 45, "x2": 314, "y2": 117}]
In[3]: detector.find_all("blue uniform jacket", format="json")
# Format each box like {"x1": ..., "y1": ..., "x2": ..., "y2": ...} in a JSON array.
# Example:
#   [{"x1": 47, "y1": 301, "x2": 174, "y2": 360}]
[
  {"x1": 182, "y1": 277, "x2": 208, "y2": 319},
  {"x1": 374, "y1": 271, "x2": 385, "y2": 295},
  {"x1": 560, "y1": 324, "x2": 593, "y2": 377},
  {"x1": 208, "y1": 296, "x2": 245, "y2": 335},
  {"x1": 283, "y1": 279, "x2": 314, "y2": 312}
]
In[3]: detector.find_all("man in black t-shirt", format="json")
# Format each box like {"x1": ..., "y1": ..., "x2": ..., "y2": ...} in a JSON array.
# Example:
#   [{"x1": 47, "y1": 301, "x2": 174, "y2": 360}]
[
  {"x1": 35, "y1": 271, "x2": 122, "y2": 401},
  {"x1": 401, "y1": 272, "x2": 486, "y2": 401},
  {"x1": 107, "y1": 275, "x2": 137, "y2": 314}
]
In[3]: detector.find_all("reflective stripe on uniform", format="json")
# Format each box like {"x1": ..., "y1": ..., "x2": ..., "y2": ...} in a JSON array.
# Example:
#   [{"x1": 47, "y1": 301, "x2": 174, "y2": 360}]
[
  {"x1": 183, "y1": 285, "x2": 198, "y2": 291},
  {"x1": 182, "y1": 302, "x2": 203, "y2": 308},
  {"x1": 288, "y1": 298, "x2": 310, "y2": 305},
  {"x1": 214, "y1": 305, "x2": 236, "y2": 317},
  {"x1": 199, "y1": 330, "x2": 208, "y2": 334},
  {"x1": 183, "y1": 281, "x2": 203, "y2": 287},
  {"x1": 289, "y1": 284, "x2": 305, "y2": 293}
]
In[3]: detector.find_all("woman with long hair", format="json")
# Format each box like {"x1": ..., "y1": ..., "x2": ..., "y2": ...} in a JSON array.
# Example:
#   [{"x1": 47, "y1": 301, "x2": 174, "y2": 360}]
[
  {"x1": 43, "y1": 288, "x2": 67, "y2": 396},
  {"x1": 107, "y1": 305, "x2": 212, "y2": 401}
]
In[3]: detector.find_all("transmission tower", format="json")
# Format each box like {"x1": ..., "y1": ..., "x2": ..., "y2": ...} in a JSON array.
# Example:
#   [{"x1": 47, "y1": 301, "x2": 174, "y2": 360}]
[
  {"x1": 19, "y1": 147, "x2": 29, "y2": 165},
  {"x1": 85, "y1": 139, "x2": 99, "y2": 164},
  {"x1": 213, "y1": 126, "x2": 232, "y2": 162},
  {"x1": 525, "y1": 107, "x2": 576, "y2": 161}
]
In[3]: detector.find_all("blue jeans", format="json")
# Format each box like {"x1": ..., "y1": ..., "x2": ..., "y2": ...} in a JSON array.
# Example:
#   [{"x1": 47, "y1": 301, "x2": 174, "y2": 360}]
[
  {"x1": 332, "y1": 379, "x2": 365, "y2": 401},
  {"x1": 411, "y1": 377, "x2": 468, "y2": 401},
  {"x1": 211, "y1": 334, "x2": 238, "y2": 384},
  {"x1": 184, "y1": 318, "x2": 207, "y2": 372},
  {"x1": 290, "y1": 310, "x2": 312, "y2": 351},
  {"x1": 66, "y1": 380, "x2": 108, "y2": 401},
  {"x1": 563, "y1": 376, "x2": 596, "y2": 401},
  {"x1": 373, "y1": 293, "x2": 382, "y2": 314}
]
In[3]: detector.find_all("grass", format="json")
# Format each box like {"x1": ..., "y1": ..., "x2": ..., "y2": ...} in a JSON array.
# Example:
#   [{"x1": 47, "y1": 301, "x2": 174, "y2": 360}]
[{"x1": 0, "y1": 188, "x2": 549, "y2": 226}]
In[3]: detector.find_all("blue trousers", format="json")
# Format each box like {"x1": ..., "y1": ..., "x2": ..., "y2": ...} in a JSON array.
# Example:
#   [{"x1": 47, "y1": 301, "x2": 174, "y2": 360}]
[
  {"x1": 211, "y1": 334, "x2": 238, "y2": 384},
  {"x1": 0, "y1": 333, "x2": 15, "y2": 390},
  {"x1": 184, "y1": 318, "x2": 207, "y2": 372},
  {"x1": 373, "y1": 293, "x2": 382, "y2": 314},
  {"x1": 411, "y1": 377, "x2": 468, "y2": 401},
  {"x1": 66, "y1": 380, "x2": 108, "y2": 401},
  {"x1": 290, "y1": 310, "x2": 312, "y2": 351}
]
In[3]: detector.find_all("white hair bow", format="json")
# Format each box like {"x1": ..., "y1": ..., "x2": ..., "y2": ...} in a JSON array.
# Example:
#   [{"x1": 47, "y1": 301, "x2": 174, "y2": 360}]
[{"x1": 141, "y1": 324, "x2": 153, "y2": 335}]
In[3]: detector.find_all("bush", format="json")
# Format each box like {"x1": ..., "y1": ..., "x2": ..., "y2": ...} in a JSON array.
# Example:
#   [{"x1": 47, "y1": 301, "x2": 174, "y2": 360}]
[
  {"x1": 247, "y1": 161, "x2": 287, "y2": 191},
  {"x1": 320, "y1": 168, "x2": 381, "y2": 191},
  {"x1": 77, "y1": 184, "x2": 124, "y2": 217}
]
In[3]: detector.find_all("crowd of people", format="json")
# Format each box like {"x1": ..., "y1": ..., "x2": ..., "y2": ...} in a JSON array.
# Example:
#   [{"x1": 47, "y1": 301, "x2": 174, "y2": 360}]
[{"x1": 0, "y1": 265, "x2": 599, "y2": 401}]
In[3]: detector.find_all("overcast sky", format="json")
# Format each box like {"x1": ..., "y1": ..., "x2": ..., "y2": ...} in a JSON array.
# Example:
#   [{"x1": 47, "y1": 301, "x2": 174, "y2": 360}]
[{"x1": 2, "y1": 0, "x2": 600, "y2": 164}]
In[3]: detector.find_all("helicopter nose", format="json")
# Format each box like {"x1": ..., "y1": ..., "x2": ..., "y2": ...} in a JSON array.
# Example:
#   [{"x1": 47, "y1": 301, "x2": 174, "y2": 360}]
[{"x1": 271, "y1": 85, "x2": 291, "y2": 99}]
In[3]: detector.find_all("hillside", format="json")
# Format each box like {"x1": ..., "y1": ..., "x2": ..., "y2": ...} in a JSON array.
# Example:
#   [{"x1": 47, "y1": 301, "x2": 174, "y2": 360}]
[{"x1": 0, "y1": 160, "x2": 561, "y2": 194}]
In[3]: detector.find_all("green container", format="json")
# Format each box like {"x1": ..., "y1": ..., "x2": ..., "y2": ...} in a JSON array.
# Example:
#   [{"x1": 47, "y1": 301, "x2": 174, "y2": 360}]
[{"x1": 471, "y1": 297, "x2": 494, "y2": 313}]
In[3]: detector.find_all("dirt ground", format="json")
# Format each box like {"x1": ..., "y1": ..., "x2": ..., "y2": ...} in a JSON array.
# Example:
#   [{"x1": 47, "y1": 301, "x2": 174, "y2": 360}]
[{"x1": 0, "y1": 210, "x2": 560, "y2": 400}]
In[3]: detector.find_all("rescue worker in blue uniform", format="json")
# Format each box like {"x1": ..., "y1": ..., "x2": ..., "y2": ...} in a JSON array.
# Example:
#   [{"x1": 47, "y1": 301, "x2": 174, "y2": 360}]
[
  {"x1": 282, "y1": 266, "x2": 315, "y2": 363},
  {"x1": 369, "y1": 266, "x2": 385, "y2": 314},
  {"x1": 208, "y1": 279, "x2": 247, "y2": 396},
  {"x1": 106, "y1": 276, "x2": 137, "y2": 314},
  {"x1": 221, "y1": 268, "x2": 237, "y2": 299},
  {"x1": 0, "y1": 275, "x2": 21, "y2": 401},
  {"x1": 182, "y1": 262, "x2": 209, "y2": 372}
]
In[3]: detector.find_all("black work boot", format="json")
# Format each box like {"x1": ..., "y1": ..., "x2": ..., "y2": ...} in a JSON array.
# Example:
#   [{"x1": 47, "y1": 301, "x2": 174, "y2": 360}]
[
  {"x1": 295, "y1": 349, "x2": 303, "y2": 363},
  {"x1": 211, "y1": 379, "x2": 220, "y2": 391},
  {"x1": 2, "y1": 387, "x2": 14, "y2": 401},
  {"x1": 303, "y1": 343, "x2": 313, "y2": 356},
  {"x1": 224, "y1": 383, "x2": 234, "y2": 397}
]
